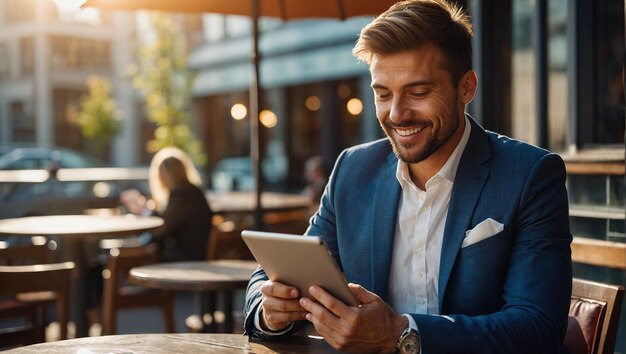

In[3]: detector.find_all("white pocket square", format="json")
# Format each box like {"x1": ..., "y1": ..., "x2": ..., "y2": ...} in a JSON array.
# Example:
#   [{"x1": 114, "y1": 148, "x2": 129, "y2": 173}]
[{"x1": 461, "y1": 218, "x2": 504, "y2": 248}]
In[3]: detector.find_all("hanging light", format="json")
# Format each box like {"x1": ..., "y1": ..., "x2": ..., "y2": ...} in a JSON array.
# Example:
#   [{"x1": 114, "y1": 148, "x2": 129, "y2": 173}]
[
  {"x1": 231, "y1": 103, "x2": 247, "y2": 120},
  {"x1": 305, "y1": 96, "x2": 321, "y2": 111},
  {"x1": 260, "y1": 109, "x2": 278, "y2": 128},
  {"x1": 346, "y1": 98, "x2": 363, "y2": 115}
]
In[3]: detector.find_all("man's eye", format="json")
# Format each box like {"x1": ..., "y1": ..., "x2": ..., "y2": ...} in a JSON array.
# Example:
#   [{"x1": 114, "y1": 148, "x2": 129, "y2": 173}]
[
  {"x1": 376, "y1": 93, "x2": 391, "y2": 100},
  {"x1": 410, "y1": 91, "x2": 429, "y2": 97}
]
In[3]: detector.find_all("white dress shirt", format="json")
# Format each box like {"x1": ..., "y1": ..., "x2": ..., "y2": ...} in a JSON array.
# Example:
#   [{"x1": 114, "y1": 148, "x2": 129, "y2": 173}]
[{"x1": 388, "y1": 116, "x2": 471, "y2": 316}]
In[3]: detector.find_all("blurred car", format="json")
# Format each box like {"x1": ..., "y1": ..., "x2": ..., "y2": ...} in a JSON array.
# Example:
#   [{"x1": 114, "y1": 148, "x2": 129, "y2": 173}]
[
  {"x1": 210, "y1": 156, "x2": 287, "y2": 192},
  {"x1": 211, "y1": 157, "x2": 254, "y2": 191},
  {"x1": 0, "y1": 147, "x2": 144, "y2": 219},
  {"x1": 0, "y1": 147, "x2": 105, "y2": 170}
]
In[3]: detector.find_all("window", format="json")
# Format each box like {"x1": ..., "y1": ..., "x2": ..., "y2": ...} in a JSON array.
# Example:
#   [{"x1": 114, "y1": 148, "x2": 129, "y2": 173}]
[
  {"x1": 10, "y1": 101, "x2": 35, "y2": 143},
  {"x1": 0, "y1": 43, "x2": 9, "y2": 81},
  {"x1": 20, "y1": 37, "x2": 34, "y2": 77},
  {"x1": 50, "y1": 36, "x2": 111, "y2": 70},
  {"x1": 511, "y1": 0, "x2": 536, "y2": 145},
  {"x1": 5, "y1": 0, "x2": 35, "y2": 23},
  {"x1": 584, "y1": 0, "x2": 624, "y2": 146},
  {"x1": 52, "y1": 89, "x2": 85, "y2": 151}
]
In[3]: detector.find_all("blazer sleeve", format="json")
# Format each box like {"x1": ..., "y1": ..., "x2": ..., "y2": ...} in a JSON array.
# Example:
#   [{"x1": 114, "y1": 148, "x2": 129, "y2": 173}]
[
  {"x1": 242, "y1": 151, "x2": 348, "y2": 338},
  {"x1": 413, "y1": 153, "x2": 572, "y2": 354}
]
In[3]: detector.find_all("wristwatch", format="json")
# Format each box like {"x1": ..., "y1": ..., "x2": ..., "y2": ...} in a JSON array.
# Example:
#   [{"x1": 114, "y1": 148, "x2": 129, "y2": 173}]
[{"x1": 396, "y1": 325, "x2": 421, "y2": 354}]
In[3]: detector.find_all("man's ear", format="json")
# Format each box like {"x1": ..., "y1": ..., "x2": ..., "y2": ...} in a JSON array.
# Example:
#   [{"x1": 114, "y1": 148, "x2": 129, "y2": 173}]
[{"x1": 459, "y1": 70, "x2": 477, "y2": 105}]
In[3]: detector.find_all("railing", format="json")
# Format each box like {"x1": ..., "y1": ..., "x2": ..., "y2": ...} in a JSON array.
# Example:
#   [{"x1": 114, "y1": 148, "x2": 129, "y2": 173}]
[
  {"x1": 562, "y1": 149, "x2": 626, "y2": 269},
  {"x1": 0, "y1": 167, "x2": 149, "y2": 219}
]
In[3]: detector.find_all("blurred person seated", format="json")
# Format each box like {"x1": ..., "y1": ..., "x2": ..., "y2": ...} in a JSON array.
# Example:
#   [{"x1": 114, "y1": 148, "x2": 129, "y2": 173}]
[
  {"x1": 301, "y1": 156, "x2": 329, "y2": 215},
  {"x1": 120, "y1": 147, "x2": 212, "y2": 262}
]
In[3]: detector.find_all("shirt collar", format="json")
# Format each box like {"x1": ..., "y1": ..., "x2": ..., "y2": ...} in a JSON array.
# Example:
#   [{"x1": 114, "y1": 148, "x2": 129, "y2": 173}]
[{"x1": 395, "y1": 115, "x2": 472, "y2": 187}]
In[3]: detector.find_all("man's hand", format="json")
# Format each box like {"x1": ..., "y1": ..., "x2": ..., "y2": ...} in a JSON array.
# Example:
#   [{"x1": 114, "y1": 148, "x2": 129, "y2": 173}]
[
  {"x1": 259, "y1": 280, "x2": 307, "y2": 331},
  {"x1": 299, "y1": 283, "x2": 407, "y2": 353}
]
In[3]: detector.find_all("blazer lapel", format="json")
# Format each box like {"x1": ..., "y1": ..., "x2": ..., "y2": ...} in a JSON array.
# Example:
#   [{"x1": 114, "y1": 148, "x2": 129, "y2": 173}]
[
  {"x1": 438, "y1": 117, "x2": 491, "y2": 310},
  {"x1": 370, "y1": 152, "x2": 401, "y2": 299}
]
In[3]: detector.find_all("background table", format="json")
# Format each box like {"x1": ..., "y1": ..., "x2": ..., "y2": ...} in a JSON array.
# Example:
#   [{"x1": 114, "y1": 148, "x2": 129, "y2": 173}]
[
  {"x1": 207, "y1": 191, "x2": 310, "y2": 215},
  {"x1": 0, "y1": 214, "x2": 164, "y2": 337},
  {"x1": 129, "y1": 259, "x2": 258, "y2": 333},
  {"x1": 4, "y1": 333, "x2": 339, "y2": 353}
]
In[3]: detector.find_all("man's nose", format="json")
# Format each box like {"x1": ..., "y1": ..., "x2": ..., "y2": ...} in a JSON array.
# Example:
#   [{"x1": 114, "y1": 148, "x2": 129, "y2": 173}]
[{"x1": 389, "y1": 97, "x2": 409, "y2": 123}]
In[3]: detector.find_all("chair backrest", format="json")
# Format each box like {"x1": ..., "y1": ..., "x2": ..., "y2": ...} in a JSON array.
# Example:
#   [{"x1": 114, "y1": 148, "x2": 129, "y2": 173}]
[
  {"x1": 102, "y1": 243, "x2": 175, "y2": 335},
  {"x1": 565, "y1": 278, "x2": 624, "y2": 354},
  {"x1": 206, "y1": 223, "x2": 253, "y2": 261},
  {"x1": 105, "y1": 243, "x2": 160, "y2": 292},
  {"x1": 0, "y1": 261, "x2": 75, "y2": 347},
  {"x1": 0, "y1": 243, "x2": 53, "y2": 265},
  {"x1": 262, "y1": 210, "x2": 310, "y2": 235}
]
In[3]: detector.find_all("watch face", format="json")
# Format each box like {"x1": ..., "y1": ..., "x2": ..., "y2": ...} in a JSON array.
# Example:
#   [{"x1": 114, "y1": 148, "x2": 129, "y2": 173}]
[{"x1": 400, "y1": 333, "x2": 421, "y2": 354}]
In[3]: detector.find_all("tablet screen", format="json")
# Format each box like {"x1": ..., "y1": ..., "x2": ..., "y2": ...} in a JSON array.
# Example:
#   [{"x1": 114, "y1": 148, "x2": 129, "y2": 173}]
[{"x1": 241, "y1": 230, "x2": 358, "y2": 306}]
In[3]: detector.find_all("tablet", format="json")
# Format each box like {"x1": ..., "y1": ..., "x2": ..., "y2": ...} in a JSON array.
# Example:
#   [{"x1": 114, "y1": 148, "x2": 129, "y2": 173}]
[{"x1": 241, "y1": 230, "x2": 358, "y2": 306}]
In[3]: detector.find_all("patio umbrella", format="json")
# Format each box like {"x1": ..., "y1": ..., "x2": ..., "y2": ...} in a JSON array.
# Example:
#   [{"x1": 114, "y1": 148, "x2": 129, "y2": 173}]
[{"x1": 82, "y1": 0, "x2": 399, "y2": 229}]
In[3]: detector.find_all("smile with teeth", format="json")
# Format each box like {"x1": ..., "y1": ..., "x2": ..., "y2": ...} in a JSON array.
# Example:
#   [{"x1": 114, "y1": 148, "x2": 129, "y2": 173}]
[{"x1": 395, "y1": 126, "x2": 425, "y2": 137}]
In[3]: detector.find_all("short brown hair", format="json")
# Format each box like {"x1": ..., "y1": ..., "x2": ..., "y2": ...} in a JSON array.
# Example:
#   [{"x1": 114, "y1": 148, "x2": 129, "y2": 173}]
[{"x1": 353, "y1": 0, "x2": 473, "y2": 83}]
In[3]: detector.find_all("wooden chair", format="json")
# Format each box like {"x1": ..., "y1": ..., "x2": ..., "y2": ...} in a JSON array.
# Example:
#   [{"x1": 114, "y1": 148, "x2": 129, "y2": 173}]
[
  {"x1": 0, "y1": 243, "x2": 53, "y2": 266},
  {"x1": 206, "y1": 222, "x2": 253, "y2": 261},
  {"x1": 0, "y1": 243, "x2": 62, "y2": 340},
  {"x1": 262, "y1": 210, "x2": 310, "y2": 235},
  {"x1": 0, "y1": 261, "x2": 74, "y2": 349},
  {"x1": 101, "y1": 244, "x2": 175, "y2": 335},
  {"x1": 565, "y1": 278, "x2": 624, "y2": 354},
  {"x1": 186, "y1": 223, "x2": 254, "y2": 333}
]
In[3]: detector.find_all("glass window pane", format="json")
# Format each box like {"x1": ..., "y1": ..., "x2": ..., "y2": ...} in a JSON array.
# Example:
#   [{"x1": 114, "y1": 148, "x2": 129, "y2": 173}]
[
  {"x1": 588, "y1": 0, "x2": 624, "y2": 146},
  {"x1": 547, "y1": 0, "x2": 567, "y2": 152},
  {"x1": 511, "y1": 0, "x2": 536, "y2": 145}
]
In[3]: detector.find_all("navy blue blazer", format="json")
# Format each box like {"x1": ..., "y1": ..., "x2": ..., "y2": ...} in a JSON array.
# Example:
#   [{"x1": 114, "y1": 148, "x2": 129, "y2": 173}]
[{"x1": 245, "y1": 117, "x2": 572, "y2": 354}]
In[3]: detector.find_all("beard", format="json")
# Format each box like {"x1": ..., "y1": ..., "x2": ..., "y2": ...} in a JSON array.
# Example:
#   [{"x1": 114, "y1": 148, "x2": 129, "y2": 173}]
[{"x1": 381, "y1": 110, "x2": 460, "y2": 164}]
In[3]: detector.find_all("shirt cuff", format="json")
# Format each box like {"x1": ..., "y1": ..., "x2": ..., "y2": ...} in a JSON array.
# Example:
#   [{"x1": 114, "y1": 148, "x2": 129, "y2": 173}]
[
  {"x1": 402, "y1": 314, "x2": 422, "y2": 354},
  {"x1": 402, "y1": 313, "x2": 418, "y2": 331},
  {"x1": 254, "y1": 306, "x2": 294, "y2": 336}
]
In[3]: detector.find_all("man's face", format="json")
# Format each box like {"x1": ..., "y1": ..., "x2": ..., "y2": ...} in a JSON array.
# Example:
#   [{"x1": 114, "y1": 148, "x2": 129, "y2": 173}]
[{"x1": 370, "y1": 44, "x2": 471, "y2": 164}]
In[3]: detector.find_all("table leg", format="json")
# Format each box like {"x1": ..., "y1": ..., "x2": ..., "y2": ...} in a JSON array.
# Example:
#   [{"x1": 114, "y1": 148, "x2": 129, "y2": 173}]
[
  {"x1": 200, "y1": 291, "x2": 217, "y2": 333},
  {"x1": 62, "y1": 238, "x2": 89, "y2": 338},
  {"x1": 222, "y1": 290, "x2": 234, "y2": 333}
]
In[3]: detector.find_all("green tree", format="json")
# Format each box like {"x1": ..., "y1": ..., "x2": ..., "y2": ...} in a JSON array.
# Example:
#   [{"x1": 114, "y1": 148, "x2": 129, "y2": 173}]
[
  {"x1": 130, "y1": 13, "x2": 205, "y2": 166},
  {"x1": 77, "y1": 75, "x2": 120, "y2": 160}
]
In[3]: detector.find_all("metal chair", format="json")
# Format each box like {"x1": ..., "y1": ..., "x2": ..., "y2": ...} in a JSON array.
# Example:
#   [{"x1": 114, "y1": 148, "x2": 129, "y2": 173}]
[
  {"x1": 0, "y1": 261, "x2": 74, "y2": 349},
  {"x1": 565, "y1": 278, "x2": 624, "y2": 354}
]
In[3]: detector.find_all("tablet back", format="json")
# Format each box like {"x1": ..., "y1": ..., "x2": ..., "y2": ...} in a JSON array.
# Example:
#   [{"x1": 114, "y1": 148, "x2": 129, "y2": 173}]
[{"x1": 241, "y1": 230, "x2": 358, "y2": 306}]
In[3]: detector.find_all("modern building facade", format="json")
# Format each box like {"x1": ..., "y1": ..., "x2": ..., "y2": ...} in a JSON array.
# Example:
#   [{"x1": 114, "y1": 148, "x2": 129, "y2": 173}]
[
  {"x1": 0, "y1": 0, "x2": 142, "y2": 165},
  {"x1": 0, "y1": 0, "x2": 204, "y2": 166}
]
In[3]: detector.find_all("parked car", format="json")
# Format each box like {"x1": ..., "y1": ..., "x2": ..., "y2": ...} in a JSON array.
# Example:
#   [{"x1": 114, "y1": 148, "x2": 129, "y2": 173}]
[
  {"x1": 0, "y1": 147, "x2": 105, "y2": 170},
  {"x1": 0, "y1": 147, "x2": 145, "y2": 219},
  {"x1": 211, "y1": 157, "x2": 254, "y2": 191},
  {"x1": 210, "y1": 156, "x2": 287, "y2": 192}
]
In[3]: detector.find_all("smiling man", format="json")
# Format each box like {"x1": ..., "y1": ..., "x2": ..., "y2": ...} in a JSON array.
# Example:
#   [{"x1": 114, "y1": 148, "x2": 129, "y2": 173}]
[{"x1": 244, "y1": 1, "x2": 572, "y2": 353}]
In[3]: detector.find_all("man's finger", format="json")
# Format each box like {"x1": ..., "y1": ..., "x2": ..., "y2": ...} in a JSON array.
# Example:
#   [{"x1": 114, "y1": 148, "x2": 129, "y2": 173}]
[
  {"x1": 262, "y1": 296, "x2": 304, "y2": 313},
  {"x1": 308, "y1": 285, "x2": 353, "y2": 319},
  {"x1": 305, "y1": 311, "x2": 346, "y2": 349},
  {"x1": 260, "y1": 281, "x2": 299, "y2": 299},
  {"x1": 262, "y1": 308, "x2": 307, "y2": 329}
]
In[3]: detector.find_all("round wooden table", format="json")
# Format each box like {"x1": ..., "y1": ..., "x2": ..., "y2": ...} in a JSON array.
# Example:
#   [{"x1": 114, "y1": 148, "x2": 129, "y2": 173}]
[
  {"x1": 0, "y1": 214, "x2": 164, "y2": 337},
  {"x1": 129, "y1": 260, "x2": 259, "y2": 333},
  {"x1": 3, "y1": 333, "x2": 340, "y2": 353}
]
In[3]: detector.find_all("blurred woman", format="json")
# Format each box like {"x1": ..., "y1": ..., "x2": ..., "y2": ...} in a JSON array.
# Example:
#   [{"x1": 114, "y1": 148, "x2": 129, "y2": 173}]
[{"x1": 121, "y1": 147, "x2": 212, "y2": 261}]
